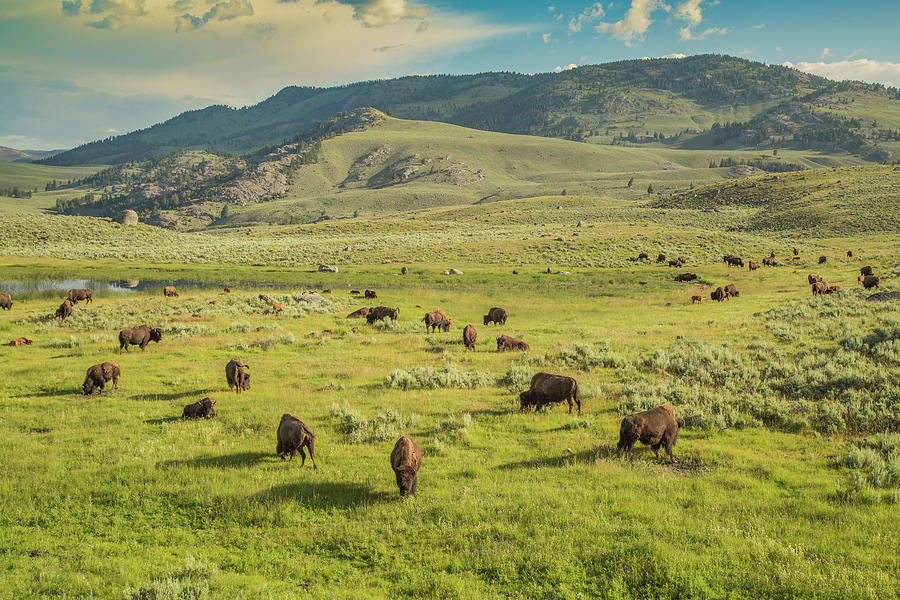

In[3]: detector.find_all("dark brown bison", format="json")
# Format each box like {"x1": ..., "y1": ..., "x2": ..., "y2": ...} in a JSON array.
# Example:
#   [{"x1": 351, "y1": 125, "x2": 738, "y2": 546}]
[
  {"x1": 669, "y1": 259, "x2": 684, "y2": 267},
  {"x1": 82, "y1": 362, "x2": 120, "y2": 395},
  {"x1": 423, "y1": 310, "x2": 452, "y2": 333},
  {"x1": 8, "y1": 337, "x2": 32, "y2": 346},
  {"x1": 637, "y1": 252, "x2": 649, "y2": 261},
  {"x1": 546, "y1": 267, "x2": 552, "y2": 274},
  {"x1": 367, "y1": 306, "x2": 399, "y2": 324},
  {"x1": 462, "y1": 324, "x2": 477, "y2": 350},
  {"x1": 497, "y1": 334, "x2": 529, "y2": 352},
  {"x1": 0, "y1": 293, "x2": 11, "y2": 310},
  {"x1": 350, "y1": 290, "x2": 361, "y2": 295},
  {"x1": 812, "y1": 281, "x2": 830, "y2": 296},
  {"x1": 182, "y1": 397, "x2": 216, "y2": 419},
  {"x1": 519, "y1": 372, "x2": 581, "y2": 414},
  {"x1": 818, "y1": 256, "x2": 827, "y2": 265},
  {"x1": 483, "y1": 307, "x2": 507, "y2": 326},
  {"x1": 847, "y1": 250, "x2": 853, "y2": 258},
  {"x1": 656, "y1": 253, "x2": 666, "y2": 263},
  {"x1": 347, "y1": 307, "x2": 371, "y2": 319},
  {"x1": 401, "y1": 266, "x2": 409, "y2": 275},
  {"x1": 55, "y1": 299, "x2": 73, "y2": 320},
  {"x1": 862, "y1": 275, "x2": 880, "y2": 289},
  {"x1": 793, "y1": 247, "x2": 799, "y2": 256},
  {"x1": 725, "y1": 257, "x2": 744, "y2": 268},
  {"x1": 364, "y1": 289, "x2": 377, "y2": 299},
  {"x1": 276, "y1": 414, "x2": 317, "y2": 468},
  {"x1": 258, "y1": 294, "x2": 271, "y2": 303},
  {"x1": 164, "y1": 286, "x2": 179, "y2": 297},
  {"x1": 860, "y1": 266, "x2": 873, "y2": 276},
  {"x1": 748, "y1": 260, "x2": 759, "y2": 271},
  {"x1": 677, "y1": 256, "x2": 687, "y2": 264},
  {"x1": 391, "y1": 436, "x2": 422, "y2": 497},
  {"x1": 724, "y1": 284, "x2": 739, "y2": 298},
  {"x1": 808, "y1": 273, "x2": 823, "y2": 285},
  {"x1": 710, "y1": 287, "x2": 728, "y2": 302},
  {"x1": 118, "y1": 325, "x2": 162, "y2": 353},
  {"x1": 67, "y1": 289, "x2": 92, "y2": 304},
  {"x1": 225, "y1": 358, "x2": 250, "y2": 393},
  {"x1": 762, "y1": 257, "x2": 777, "y2": 267},
  {"x1": 674, "y1": 273, "x2": 697, "y2": 282},
  {"x1": 617, "y1": 404, "x2": 683, "y2": 461},
  {"x1": 722, "y1": 255, "x2": 735, "y2": 264}
]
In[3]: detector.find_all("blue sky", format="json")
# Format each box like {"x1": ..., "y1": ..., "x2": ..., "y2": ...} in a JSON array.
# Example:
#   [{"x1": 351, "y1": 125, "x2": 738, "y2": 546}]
[{"x1": 1, "y1": 0, "x2": 898, "y2": 149}]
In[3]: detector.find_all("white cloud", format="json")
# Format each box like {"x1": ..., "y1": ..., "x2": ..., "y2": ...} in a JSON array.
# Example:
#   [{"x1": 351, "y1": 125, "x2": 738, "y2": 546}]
[
  {"x1": 640, "y1": 53, "x2": 685, "y2": 59},
  {"x1": 542, "y1": 32, "x2": 551, "y2": 43},
  {"x1": 752, "y1": 23, "x2": 764, "y2": 29},
  {"x1": 679, "y1": 25, "x2": 726, "y2": 40},
  {"x1": 594, "y1": 0, "x2": 669, "y2": 45},
  {"x1": 845, "y1": 48, "x2": 863, "y2": 59},
  {"x1": 548, "y1": 5, "x2": 556, "y2": 13},
  {"x1": 568, "y1": 2, "x2": 604, "y2": 33},
  {"x1": 783, "y1": 58, "x2": 900, "y2": 88},
  {"x1": 320, "y1": 0, "x2": 428, "y2": 27},
  {"x1": 554, "y1": 63, "x2": 577, "y2": 72},
  {"x1": 673, "y1": 0, "x2": 727, "y2": 41},
  {"x1": 819, "y1": 47, "x2": 832, "y2": 59}
]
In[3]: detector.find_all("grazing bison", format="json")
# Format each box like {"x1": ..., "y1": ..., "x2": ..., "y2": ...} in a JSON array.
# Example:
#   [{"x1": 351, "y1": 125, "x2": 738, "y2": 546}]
[
  {"x1": 725, "y1": 257, "x2": 744, "y2": 267},
  {"x1": 808, "y1": 273, "x2": 823, "y2": 285},
  {"x1": 367, "y1": 306, "x2": 399, "y2": 324},
  {"x1": 272, "y1": 304, "x2": 283, "y2": 315},
  {"x1": 812, "y1": 281, "x2": 830, "y2": 296},
  {"x1": 67, "y1": 289, "x2": 92, "y2": 304},
  {"x1": 0, "y1": 293, "x2": 11, "y2": 310},
  {"x1": 258, "y1": 294, "x2": 271, "y2": 303},
  {"x1": 818, "y1": 256, "x2": 827, "y2": 265},
  {"x1": 82, "y1": 362, "x2": 120, "y2": 396},
  {"x1": 847, "y1": 250, "x2": 853, "y2": 258},
  {"x1": 118, "y1": 325, "x2": 162, "y2": 353},
  {"x1": 617, "y1": 404, "x2": 683, "y2": 461},
  {"x1": 462, "y1": 324, "x2": 477, "y2": 350},
  {"x1": 762, "y1": 257, "x2": 777, "y2": 267},
  {"x1": 8, "y1": 337, "x2": 32, "y2": 346},
  {"x1": 423, "y1": 310, "x2": 452, "y2": 333},
  {"x1": 483, "y1": 307, "x2": 508, "y2": 326},
  {"x1": 350, "y1": 290, "x2": 361, "y2": 295},
  {"x1": 497, "y1": 334, "x2": 529, "y2": 352},
  {"x1": 163, "y1": 286, "x2": 179, "y2": 297},
  {"x1": 225, "y1": 358, "x2": 250, "y2": 393},
  {"x1": 55, "y1": 299, "x2": 73, "y2": 320},
  {"x1": 674, "y1": 273, "x2": 697, "y2": 282},
  {"x1": 862, "y1": 275, "x2": 880, "y2": 289},
  {"x1": 691, "y1": 295, "x2": 703, "y2": 304},
  {"x1": 748, "y1": 260, "x2": 759, "y2": 271},
  {"x1": 860, "y1": 266, "x2": 873, "y2": 276},
  {"x1": 364, "y1": 290, "x2": 377, "y2": 299},
  {"x1": 724, "y1": 284, "x2": 739, "y2": 298},
  {"x1": 276, "y1": 414, "x2": 317, "y2": 469},
  {"x1": 637, "y1": 252, "x2": 649, "y2": 261},
  {"x1": 710, "y1": 287, "x2": 728, "y2": 302},
  {"x1": 656, "y1": 254, "x2": 666, "y2": 263},
  {"x1": 519, "y1": 372, "x2": 581, "y2": 414},
  {"x1": 182, "y1": 397, "x2": 216, "y2": 419},
  {"x1": 347, "y1": 307, "x2": 371, "y2": 319},
  {"x1": 391, "y1": 436, "x2": 422, "y2": 497},
  {"x1": 222, "y1": 287, "x2": 231, "y2": 293},
  {"x1": 669, "y1": 259, "x2": 684, "y2": 267},
  {"x1": 401, "y1": 266, "x2": 409, "y2": 275}
]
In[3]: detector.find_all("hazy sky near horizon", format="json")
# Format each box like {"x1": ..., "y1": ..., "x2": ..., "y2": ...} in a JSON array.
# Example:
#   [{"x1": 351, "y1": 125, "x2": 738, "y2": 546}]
[{"x1": 1, "y1": 0, "x2": 898, "y2": 149}]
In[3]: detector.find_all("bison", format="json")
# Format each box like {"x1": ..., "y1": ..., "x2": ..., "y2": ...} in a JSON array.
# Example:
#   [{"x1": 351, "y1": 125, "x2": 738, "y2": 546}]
[
  {"x1": 367, "y1": 306, "x2": 399, "y2": 324},
  {"x1": 55, "y1": 299, "x2": 73, "y2": 320},
  {"x1": 258, "y1": 294, "x2": 271, "y2": 303},
  {"x1": 725, "y1": 257, "x2": 744, "y2": 268},
  {"x1": 0, "y1": 293, "x2": 11, "y2": 310},
  {"x1": 497, "y1": 334, "x2": 529, "y2": 352},
  {"x1": 223, "y1": 287, "x2": 231, "y2": 293},
  {"x1": 182, "y1": 397, "x2": 216, "y2": 419},
  {"x1": 724, "y1": 284, "x2": 739, "y2": 298},
  {"x1": 710, "y1": 287, "x2": 728, "y2": 302},
  {"x1": 163, "y1": 286, "x2": 179, "y2": 297},
  {"x1": 862, "y1": 275, "x2": 880, "y2": 289},
  {"x1": 364, "y1": 290, "x2": 377, "y2": 299},
  {"x1": 860, "y1": 266, "x2": 873, "y2": 276},
  {"x1": 762, "y1": 257, "x2": 777, "y2": 267},
  {"x1": 519, "y1": 372, "x2": 581, "y2": 414},
  {"x1": 483, "y1": 307, "x2": 508, "y2": 326},
  {"x1": 812, "y1": 281, "x2": 830, "y2": 296},
  {"x1": 82, "y1": 362, "x2": 120, "y2": 395},
  {"x1": 423, "y1": 310, "x2": 452, "y2": 333},
  {"x1": 669, "y1": 259, "x2": 684, "y2": 267},
  {"x1": 118, "y1": 325, "x2": 162, "y2": 353},
  {"x1": 674, "y1": 273, "x2": 697, "y2": 282},
  {"x1": 847, "y1": 250, "x2": 853, "y2": 258},
  {"x1": 347, "y1": 307, "x2": 371, "y2": 319},
  {"x1": 617, "y1": 404, "x2": 683, "y2": 461},
  {"x1": 225, "y1": 358, "x2": 250, "y2": 393},
  {"x1": 656, "y1": 253, "x2": 666, "y2": 263},
  {"x1": 808, "y1": 273, "x2": 823, "y2": 285},
  {"x1": 391, "y1": 436, "x2": 422, "y2": 497},
  {"x1": 67, "y1": 289, "x2": 93, "y2": 304},
  {"x1": 462, "y1": 324, "x2": 477, "y2": 350},
  {"x1": 691, "y1": 295, "x2": 703, "y2": 304},
  {"x1": 8, "y1": 337, "x2": 32, "y2": 346},
  {"x1": 748, "y1": 260, "x2": 759, "y2": 271},
  {"x1": 401, "y1": 266, "x2": 409, "y2": 275},
  {"x1": 637, "y1": 252, "x2": 649, "y2": 261},
  {"x1": 793, "y1": 247, "x2": 799, "y2": 256},
  {"x1": 818, "y1": 256, "x2": 827, "y2": 265},
  {"x1": 276, "y1": 414, "x2": 317, "y2": 469}
]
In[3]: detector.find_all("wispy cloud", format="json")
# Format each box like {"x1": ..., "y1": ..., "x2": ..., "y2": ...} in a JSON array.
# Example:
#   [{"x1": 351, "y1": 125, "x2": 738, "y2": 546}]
[
  {"x1": 62, "y1": 0, "x2": 148, "y2": 29},
  {"x1": 674, "y1": 0, "x2": 727, "y2": 41},
  {"x1": 819, "y1": 47, "x2": 832, "y2": 59},
  {"x1": 542, "y1": 32, "x2": 551, "y2": 43},
  {"x1": 751, "y1": 23, "x2": 764, "y2": 29},
  {"x1": 845, "y1": 48, "x2": 863, "y2": 59},
  {"x1": 737, "y1": 48, "x2": 752, "y2": 56},
  {"x1": 568, "y1": 2, "x2": 604, "y2": 33},
  {"x1": 594, "y1": 0, "x2": 669, "y2": 45},
  {"x1": 680, "y1": 26, "x2": 727, "y2": 40},
  {"x1": 61, "y1": 0, "x2": 82, "y2": 16},
  {"x1": 176, "y1": 0, "x2": 254, "y2": 32},
  {"x1": 246, "y1": 22, "x2": 277, "y2": 39},
  {"x1": 316, "y1": 0, "x2": 427, "y2": 27},
  {"x1": 784, "y1": 58, "x2": 900, "y2": 88}
]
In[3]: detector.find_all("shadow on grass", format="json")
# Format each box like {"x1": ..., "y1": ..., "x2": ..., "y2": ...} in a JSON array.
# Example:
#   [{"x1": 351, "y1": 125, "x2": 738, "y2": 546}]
[
  {"x1": 254, "y1": 481, "x2": 392, "y2": 508},
  {"x1": 128, "y1": 389, "x2": 216, "y2": 402},
  {"x1": 162, "y1": 451, "x2": 271, "y2": 470},
  {"x1": 13, "y1": 385, "x2": 77, "y2": 399},
  {"x1": 499, "y1": 446, "x2": 608, "y2": 470}
]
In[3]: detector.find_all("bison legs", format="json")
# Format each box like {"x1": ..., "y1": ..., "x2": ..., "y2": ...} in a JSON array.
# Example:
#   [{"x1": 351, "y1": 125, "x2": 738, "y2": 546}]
[
  {"x1": 112, "y1": 376, "x2": 118, "y2": 390},
  {"x1": 651, "y1": 443, "x2": 661, "y2": 459}
]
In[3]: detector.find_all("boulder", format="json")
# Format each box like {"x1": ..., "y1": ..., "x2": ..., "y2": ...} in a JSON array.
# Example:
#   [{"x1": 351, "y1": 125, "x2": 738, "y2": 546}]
[
  {"x1": 448, "y1": 268, "x2": 464, "y2": 275},
  {"x1": 115, "y1": 210, "x2": 139, "y2": 226},
  {"x1": 318, "y1": 264, "x2": 339, "y2": 273},
  {"x1": 300, "y1": 294, "x2": 325, "y2": 303}
]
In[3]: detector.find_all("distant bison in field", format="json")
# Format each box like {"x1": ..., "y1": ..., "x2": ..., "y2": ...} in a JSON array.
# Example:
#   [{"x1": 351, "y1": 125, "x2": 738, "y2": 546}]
[
  {"x1": 656, "y1": 254, "x2": 666, "y2": 263},
  {"x1": 365, "y1": 290, "x2": 377, "y2": 299},
  {"x1": 272, "y1": 304, "x2": 283, "y2": 315},
  {"x1": 818, "y1": 256, "x2": 827, "y2": 264},
  {"x1": 350, "y1": 290, "x2": 361, "y2": 295},
  {"x1": 276, "y1": 414, "x2": 317, "y2": 469},
  {"x1": 225, "y1": 358, "x2": 250, "y2": 393},
  {"x1": 691, "y1": 295, "x2": 703, "y2": 304},
  {"x1": 808, "y1": 273, "x2": 823, "y2": 285},
  {"x1": 847, "y1": 250, "x2": 853, "y2": 258},
  {"x1": 0, "y1": 293, "x2": 11, "y2": 310},
  {"x1": 182, "y1": 397, "x2": 216, "y2": 419},
  {"x1": 483, "y1": 307, "x2": 507, "y2": 326},
  {"x1": 463, "y1": 324, "x2": 477, "y2": 350},
  {"x1": 793, "y1": 247, "x2": 799, "y2": 256},
  {"x1": 391, "y1": 436, "x2": 422, "y2": 497},
  {"x1": 812, "y1": 281, "x2": 830, "y2": 296},
  {"x1": 8, "y1": 337, "x2": 32, "y2": 346},
  {"x1": 519, "y1": 372, "x2": 581, "y2": 414},
  {"x1": 637, "y1": 252, "x2": 649, "y2": 261},
  {"x1": 82, "y1": 362, "x2": 120, "y2": 396},
  {"x1": 725, "y1": 256, "x2": 744, "y2": 268},
  {"x1": 118, "y1": 325, "x2": 162, "y2": 353},
  {"x1": 497, "y1": 334, "x2": 529, "y2": 352},
  {"x1": 258, "y1": 294, "x2": 271, "y2": 303},
  {"x1": 55, "y1": 299, "x2": 73, "y2": 320},
  {"x1": 367, "y1": 306, "x2": 399, "y2": 324},
  {"x1": 668, "y1": 259, "x2": 684, "y2": 267},
  {"x1": 710, "y1": 287, "x2": 728, "y2": 302},
  {"x1": 762, "y1": 257, "x2": 777, "y2": 267},
  {"x1": 402, "y1": 266, "x2": 409, "y2": 275},
  {"x1": 748, "y1": 260, "x2": 759, "y2": 271},
  {"x1": 222, "y1": 287, "x2": 231, "y2": 293},
  {"x1": 347, "y1": 307, "x2": 371, "y2": 319},
  {"x1": 617, "y1": 404, "x2": 683, "y2": 461},
  {"x1": 164, "y1": 286, "x2": 179, "y2": 297},
  {"x1": 860, "y1": 266, "x2": 873, "y2": 276},
  {"x1": 724, "y1": 284, "x2": 739, "y2": 298},
  {"x1": 67, "y1": 289, "x2": 92, "y2": 304},
  {"x1": 862, "y1": 275, "x2": 880, "y2": 289},
  {"x1": 423, "y1": 310, "x2": 452, "y2": 333},
  {"x1": 674, "y1": 273, "x2": 697, "y2": 282}
]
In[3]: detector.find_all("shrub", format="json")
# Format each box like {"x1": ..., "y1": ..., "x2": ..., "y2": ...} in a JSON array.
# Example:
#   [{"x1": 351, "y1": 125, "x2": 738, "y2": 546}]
[
  {"x1": 48, "y1": 336, "x2": 80, "y2": 349},
  {"x1": 438, "y1": 413, "x2": 473, "y2": 440},
  {"x1": 497, "y1": 364, "x2": 532, "y2": 389},
  {"x1": 384, "y1": 365, "x2": 492, "y2": 390},
  {"x1": 554, "y1": 342, "x2": 626, "y2": 370},
  {"x1": 329, "y1": 402, "x2": 418, "y2": 443}
]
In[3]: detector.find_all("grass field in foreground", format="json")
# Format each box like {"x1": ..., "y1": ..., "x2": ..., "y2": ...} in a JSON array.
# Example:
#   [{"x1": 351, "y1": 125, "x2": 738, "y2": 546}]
[{"x1": 0, "y1": 254, "x2": 898, "y2": 598}]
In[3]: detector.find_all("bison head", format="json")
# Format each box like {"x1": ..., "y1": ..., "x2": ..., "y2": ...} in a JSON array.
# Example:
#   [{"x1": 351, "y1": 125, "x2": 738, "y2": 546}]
[
  {"x1": 201, "y1": 398, "x2": 217, "y2": 418},
  {"x1": 395, "y1": 467, "x2": 418, "y2": 497},
  {"x1": 519, "y1": 391, "x2": 536, "y2": 411},
  {"x1": 240, "y1": 372, "x2": 251, "y2": 391},
  {"x1": 82, "y1": 379, "x2": 94, "y2": 395},
  {"x1": 483, "y1": 315, "x2": 490, "y2": 326},
  {"x1": 149, "y1": 328, "x2": 163, "y2": 342}
]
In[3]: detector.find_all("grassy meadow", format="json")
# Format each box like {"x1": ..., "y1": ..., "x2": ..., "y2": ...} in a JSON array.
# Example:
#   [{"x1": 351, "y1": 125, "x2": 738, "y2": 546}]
[{"x1": 1, "y1": 197, "x2": 899, "y2": 598}]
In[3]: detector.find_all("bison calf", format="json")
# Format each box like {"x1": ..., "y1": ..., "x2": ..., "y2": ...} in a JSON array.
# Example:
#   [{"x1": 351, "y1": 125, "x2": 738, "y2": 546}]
[
  {"x1": 423, "y1": 310, "x2": 452, "y2": 333},
  {"x1": 462, "y1": 324, "x2": 477, "y2": 350},
  {"x1": 0, "y1": 293, "x2": 12, "y2": 310},
  {"x1": 183, "y1": 397, "x2": 216, "y2": 419},
  {"x1": 82, "y1": 362, "x2": 120, "y2": 396},
  {"x1": 497, "y1": 334, "x2": 529, "y2": 352},
  {"x1": 618, "y1": 404, "x2": 683, "y2": 461},
  {"x1": 164, "y1": 286, "x2": 179, "y2": 297},
  {"x1": 391, "y1": 436, "x2": 422, "y2": 497},
  {"x1": 691, "y1": 295, "x2": 703, "y2": 304},
  {"x1": 8, "y1": 337, "x2": 32, "y2": 346},
  {"x1": 55, "y1": 299, "x2": 73, "y2": 320},
  {"x1": 225, "y1": 358, "x2": 251, "y2": 393},
  {"x1": 276, "y1": 414, "x2": 317, "y2": 468}
]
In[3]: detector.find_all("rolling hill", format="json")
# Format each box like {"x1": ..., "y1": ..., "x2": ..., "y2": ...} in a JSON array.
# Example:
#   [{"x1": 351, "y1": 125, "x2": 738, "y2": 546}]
[{"x1": 43, "y1": 55, "x2": 900, "y2": 167}]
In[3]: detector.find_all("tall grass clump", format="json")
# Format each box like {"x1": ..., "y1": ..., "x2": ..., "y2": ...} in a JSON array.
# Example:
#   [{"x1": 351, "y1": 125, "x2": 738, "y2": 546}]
[
  {"x1": 835, "y1": 434, "x2": 900, "y2": 504},
  {"x1": 497, "y1": 363, "x2": 532, "y2": 389},
  {"x1": 329, "y1": 402, "x2": 418, "y2": 443},
  {"x1": 124, "y1": 555, "x2": 218, "y2": 600},
  {"x1": 384, "y1": 364, "x2": 492, "y2": 390},
  {"x1": 554, "y1": 342, "x2": 626, "y2": 370}
]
